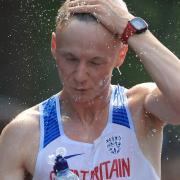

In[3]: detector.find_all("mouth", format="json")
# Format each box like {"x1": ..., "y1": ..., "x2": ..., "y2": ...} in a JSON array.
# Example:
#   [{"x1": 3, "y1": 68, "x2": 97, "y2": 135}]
[
  {"x1": 71, "y1": 86, "x2": 91, "y2": 93},
  {"x1": 73, "y1": 88, "x2": 87, "y2": 92}
]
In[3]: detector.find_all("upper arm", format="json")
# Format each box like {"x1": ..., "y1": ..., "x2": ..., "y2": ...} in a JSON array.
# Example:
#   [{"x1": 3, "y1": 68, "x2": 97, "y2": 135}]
[
  {"x1": 0, "y1": 121, "x2": 26, "y2": 180},
  {"x1": 0, "y1": 105, "x2": 40, "y2": 180},
  {"x1": 144, "y1": 83, "x2": 180, "y2": 125}
]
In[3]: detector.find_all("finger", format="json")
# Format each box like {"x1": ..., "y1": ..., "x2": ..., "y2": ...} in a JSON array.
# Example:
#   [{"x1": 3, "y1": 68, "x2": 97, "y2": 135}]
[
  {"x1": 68, "y1": 4, "x2": 100, "y2": 15},
  {"x1": 68, "y1": 0, "x2": 99, "y2": 7}
]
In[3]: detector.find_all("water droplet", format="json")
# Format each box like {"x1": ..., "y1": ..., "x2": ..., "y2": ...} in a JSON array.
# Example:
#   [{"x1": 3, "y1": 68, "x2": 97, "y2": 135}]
[
  {"x1": 116, "y1": 67, "x2": 122, "y2": 76},
  {"x1": 168, "y1": 129, "x2": 172, "y2": 133},
  {"x1": 48, "y1": 154, "x2": 56, "y2": 165},
  {"x1": 56, "y1": 147, "x2": 67, "y2": 157}
]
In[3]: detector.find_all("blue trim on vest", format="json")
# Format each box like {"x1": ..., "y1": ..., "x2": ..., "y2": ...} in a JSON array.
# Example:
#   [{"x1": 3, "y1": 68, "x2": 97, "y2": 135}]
[
  {"x1": 112, "y1": 86, "x2": 130, "y2": 128},
  {"x1": 42, "y1": 96, "x2": 60, "y2": 148},
  {"x1": 112, "y1": 105, "x2": 130, "y2": 128}
]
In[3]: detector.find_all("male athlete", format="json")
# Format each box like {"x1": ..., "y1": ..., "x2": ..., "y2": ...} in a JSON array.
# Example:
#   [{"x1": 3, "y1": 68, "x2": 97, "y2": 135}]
[{"x1": 0, "y1": 0, "x2": 180, "y2": 179}]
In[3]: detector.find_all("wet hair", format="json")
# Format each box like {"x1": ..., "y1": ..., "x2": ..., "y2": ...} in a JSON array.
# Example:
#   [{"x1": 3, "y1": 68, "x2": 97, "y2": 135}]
[
  {"x1": 55, "y1": 0, "x2": 128, "y2": 28},
  {"x1": 55, "y1": 1, "x2": 99, "y2": 29}
]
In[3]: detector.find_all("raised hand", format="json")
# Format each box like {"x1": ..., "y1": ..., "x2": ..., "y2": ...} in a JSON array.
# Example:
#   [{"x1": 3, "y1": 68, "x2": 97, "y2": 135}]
[{"x1": 68, "y1": 0, "x2": 134, "y2": 37}]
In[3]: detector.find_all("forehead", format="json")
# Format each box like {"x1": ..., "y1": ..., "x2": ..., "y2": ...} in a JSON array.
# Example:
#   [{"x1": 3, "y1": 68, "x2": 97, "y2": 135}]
[{"x1": 55, "y1": 18, "x2": 121, "y2": 52}]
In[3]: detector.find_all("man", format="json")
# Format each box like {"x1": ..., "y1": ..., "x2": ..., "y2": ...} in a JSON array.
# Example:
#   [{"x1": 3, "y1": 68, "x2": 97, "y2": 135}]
[{"x1": 0, "y1": 0, "x2": 180, "y2": 179}]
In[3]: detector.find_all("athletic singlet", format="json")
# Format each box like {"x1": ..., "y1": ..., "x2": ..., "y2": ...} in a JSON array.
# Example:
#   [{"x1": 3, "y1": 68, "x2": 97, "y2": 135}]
[{"x1": 33, "y1": 85, "x2": 160, "y2": 180}]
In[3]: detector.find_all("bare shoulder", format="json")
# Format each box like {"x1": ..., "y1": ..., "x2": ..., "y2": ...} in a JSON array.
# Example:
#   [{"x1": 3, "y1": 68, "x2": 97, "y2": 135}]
[
  {"x1": 1, "y1": 105, "x2": 40, "y2": 142},
  {"x1": 126, "y1": 82, "x2": 159, "y2": 116},
  {"x1": 0, "y1": 105, "x2": 40, "y2": 179},
  {"x1": 126, "y1": 82, "x2": 164, "y2": 131},
  {"x1": 126, "y1": 82, "x2": 157, "y2": 97},
  {"x1": 127, "y1": 82, "x2": 179, "y2": 125},
  {"x1": 126, "y1": 83, "x2": 164, "y2": 174}
]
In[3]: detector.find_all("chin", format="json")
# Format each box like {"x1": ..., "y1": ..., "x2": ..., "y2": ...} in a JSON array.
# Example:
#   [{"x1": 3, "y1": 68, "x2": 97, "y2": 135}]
[
  {"x1": 71, "y1": 95, "x2": 94, "y2": 104},
  {"x1": 65, "y1": 87, "x2": 106, "y2": 104}
]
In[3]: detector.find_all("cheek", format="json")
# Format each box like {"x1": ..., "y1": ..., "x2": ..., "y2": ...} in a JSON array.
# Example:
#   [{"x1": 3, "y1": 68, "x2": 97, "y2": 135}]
[
  {"x1": 56, "y1": 61, "x2": 70, "y2": 84},
  {"x1": 99, "y1": 75, "x2": 111, "y2": 86},
  {"x1": 56, "y1": 59, "x2": 72, "y2": 76},
  {"x1": 94, "y1": 70, "x2": 112, "y2": 88}
]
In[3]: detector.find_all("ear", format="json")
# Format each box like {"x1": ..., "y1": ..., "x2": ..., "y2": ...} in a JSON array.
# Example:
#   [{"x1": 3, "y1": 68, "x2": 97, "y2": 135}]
[
  {"x1": 51, "y1": 32, "x2": 57, "y2": 59},
  {"x1": 115, "y1": 45, "x2": 128, "y2": 67}
]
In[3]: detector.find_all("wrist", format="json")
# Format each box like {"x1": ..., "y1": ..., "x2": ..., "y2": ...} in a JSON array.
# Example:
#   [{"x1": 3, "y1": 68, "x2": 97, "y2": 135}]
[{"x1": 120, "y1": 17, "x2": 148, "y2": 44}]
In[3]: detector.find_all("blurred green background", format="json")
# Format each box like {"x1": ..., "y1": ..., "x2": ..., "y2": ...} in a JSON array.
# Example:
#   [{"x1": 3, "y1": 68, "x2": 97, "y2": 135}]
[{"x1": 0, "y1": 0, "x2": 180, "y2": 179}]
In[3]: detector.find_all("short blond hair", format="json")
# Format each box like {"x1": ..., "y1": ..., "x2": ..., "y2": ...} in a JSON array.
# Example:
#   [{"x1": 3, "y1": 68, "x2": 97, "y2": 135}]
[{"x1": 56, "y1": 0, "x2": 128, "y2": 28}]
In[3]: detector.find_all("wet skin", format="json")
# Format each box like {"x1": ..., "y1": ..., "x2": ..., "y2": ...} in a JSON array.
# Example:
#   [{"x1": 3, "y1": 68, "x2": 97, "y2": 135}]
[{"x1": 51, "y1": 17, "x2": 126, "y2": 104}]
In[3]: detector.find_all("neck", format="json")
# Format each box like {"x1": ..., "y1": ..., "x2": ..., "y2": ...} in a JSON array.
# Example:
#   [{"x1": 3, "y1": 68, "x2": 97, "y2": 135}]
[{"x1": 60, "y1": 85, "x2": 112, "y2": 125}]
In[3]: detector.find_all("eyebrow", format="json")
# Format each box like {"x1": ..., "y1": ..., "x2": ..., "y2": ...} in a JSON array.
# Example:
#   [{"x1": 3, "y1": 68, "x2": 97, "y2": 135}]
[
  {"x1": 59, "y1": 51, "x2": 78, "y2": 58},
  {"x1": 58, "y1": 50, "x2": 107, "y2": 62}
]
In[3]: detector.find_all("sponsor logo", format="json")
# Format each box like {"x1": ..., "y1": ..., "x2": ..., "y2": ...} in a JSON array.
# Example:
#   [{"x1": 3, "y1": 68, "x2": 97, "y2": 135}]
[
  {"x1": 49, "y1": 153, "x2": 84, "y2": 180},
  {"x1": 50, "y1": 157, "x2": 131, "y2": 180},
  {"x1": 65, "y1": 153, "x2": 84, "y2": 159}
]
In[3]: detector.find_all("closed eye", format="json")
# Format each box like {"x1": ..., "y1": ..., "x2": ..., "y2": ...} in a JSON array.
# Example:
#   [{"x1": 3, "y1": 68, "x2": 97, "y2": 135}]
[
  {"x1": 66, "y1": 57, "x2": 78, "y2": 62},
  {"x1": 62, "y1": 53, "x2": 79, "y2": 62},
  {"x1": 56, "y1": 50, "x2": 79, "y2": 61},
  {"x1": 90, "y1": 57, "x2": 107, "y2": 66},
  {"x1": 90, "y1": 61, "x2": 102, "y2": 65}
]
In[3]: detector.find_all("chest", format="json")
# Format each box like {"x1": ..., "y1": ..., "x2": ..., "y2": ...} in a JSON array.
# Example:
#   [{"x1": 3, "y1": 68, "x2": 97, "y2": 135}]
[{"x1": 34, "y1": 124, "x2": 137, "y2": 180}]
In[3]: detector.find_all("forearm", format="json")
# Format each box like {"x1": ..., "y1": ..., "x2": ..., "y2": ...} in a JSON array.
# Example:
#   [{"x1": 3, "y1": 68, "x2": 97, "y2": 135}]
[{"x1": 128, "y1": 30, "x2": 180, "y2": 113}]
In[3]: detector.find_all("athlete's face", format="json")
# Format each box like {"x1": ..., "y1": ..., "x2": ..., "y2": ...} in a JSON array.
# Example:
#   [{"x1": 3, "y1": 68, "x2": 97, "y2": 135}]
[{"x1": 51, "y1": 18, "x2": 127, "y2": 103}]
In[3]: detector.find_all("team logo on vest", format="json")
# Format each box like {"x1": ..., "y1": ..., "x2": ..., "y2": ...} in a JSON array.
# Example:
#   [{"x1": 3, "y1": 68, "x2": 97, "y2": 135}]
[{"x1": 105, "y1": 135, "x2": 121, "y2": 154}]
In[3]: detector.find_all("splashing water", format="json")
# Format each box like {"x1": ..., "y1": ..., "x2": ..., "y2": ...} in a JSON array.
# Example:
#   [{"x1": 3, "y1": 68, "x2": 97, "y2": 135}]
[
  {"x1": 48, "y1": 147, "x2": 67, "y2": 165},
  {"x1": 48, "y1": 154, "x2": 56, "y2": 165},
  {"x1": 56, "y1": 147, "x2": 67, "y2": 157},
  {"x1": 152, "y1": 129, "x2": 157, "y2": 133},
  {"x1": 116, "y1": 67, "x2": 122, "y2": 76}
]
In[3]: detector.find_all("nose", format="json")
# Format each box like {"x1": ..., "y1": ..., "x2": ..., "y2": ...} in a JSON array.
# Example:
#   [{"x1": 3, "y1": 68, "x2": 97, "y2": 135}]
[{"x1": 74, "y1": 62, "x2": 88, "y2": 85}]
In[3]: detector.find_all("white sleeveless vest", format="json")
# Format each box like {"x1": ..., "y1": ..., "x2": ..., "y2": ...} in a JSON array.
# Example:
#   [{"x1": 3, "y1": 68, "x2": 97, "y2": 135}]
[{"x1": 33, "y1": 85, "x2": 160, "y2": 180}]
